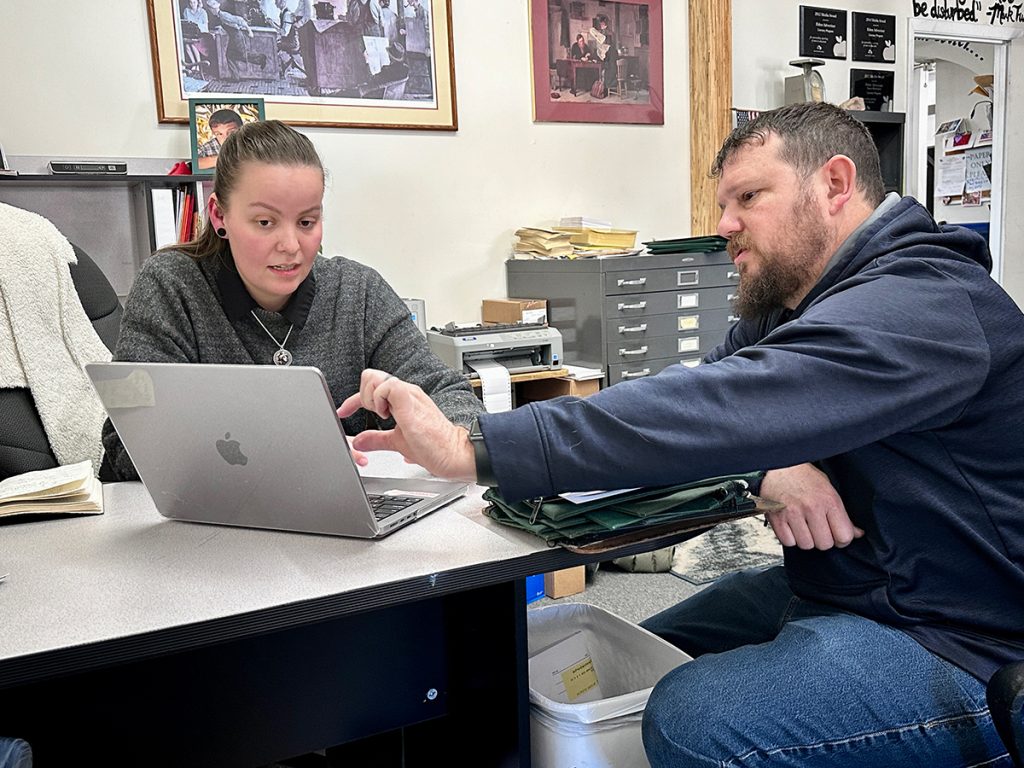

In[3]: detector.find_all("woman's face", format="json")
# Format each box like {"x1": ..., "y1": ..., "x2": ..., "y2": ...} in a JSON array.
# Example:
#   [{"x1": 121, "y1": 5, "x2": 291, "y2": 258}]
[{"x1": 211, "y1": 162, "x2": 324, "y2": 312}]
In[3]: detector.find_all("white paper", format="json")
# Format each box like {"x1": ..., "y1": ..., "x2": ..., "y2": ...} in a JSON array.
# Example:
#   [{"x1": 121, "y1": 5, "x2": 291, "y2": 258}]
[
  {"x1": 468, "y1": 359, "x2": 512, "y2": 413},
  {"x1": 150, "y1": 188, "x2": 177, "y2": 250},
  {"x1": 935, "y1": 154, "x2": 967, "y2": 197},
  {"x1": 528, "y1": 631, "x2": 604, "y2": 704},
  {"x1": 562, "y1": 364, "x2": 605, "y2": 381},
  {"x1": 559, "y1": 487, "x2": 641, "y2": 504},
  {"x1": 362, "y1": 35, "x2": 390, "y2": 76},
  {"x1": 964, "y1": 147, "x2": 992, "y2": 193}
]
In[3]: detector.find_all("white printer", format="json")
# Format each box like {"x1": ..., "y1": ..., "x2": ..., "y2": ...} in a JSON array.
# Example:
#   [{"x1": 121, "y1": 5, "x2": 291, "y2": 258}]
[{"x1": 427, "y1": 322, "x2": 563, "y2": 378}]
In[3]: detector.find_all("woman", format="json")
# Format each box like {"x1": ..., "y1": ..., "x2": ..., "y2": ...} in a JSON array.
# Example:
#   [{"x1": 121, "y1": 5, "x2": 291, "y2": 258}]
[{"x1": 102, "y1": 120, "x2": 481, "y2": 481}]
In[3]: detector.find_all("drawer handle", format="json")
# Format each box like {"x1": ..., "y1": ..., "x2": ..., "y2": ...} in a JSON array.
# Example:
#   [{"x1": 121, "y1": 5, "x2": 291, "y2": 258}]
[
  {"x1": 617, "y1": 277, "x2": 647, "y2": 287},
  {"x1": 728, "y1": 314, "x2": 740, "y2": 323},
  {"x1": 618, "y1": 345, "x2": 649, "y2": 356},
  {"x1": 727, "y1": 270, "x2": 740, "y2": 279},
  {"x1": 618, "y1": 301, "x2": 648, "y2": 311},
  {"x1": 727, "y1": 294, "x2": 737, "y2": 302},
  {"x1": 618, "y1": 323, "x2": 648, "y2": 334},
  {"x1": 621, "y1": 368, "x2": 651, "y2": 379}
]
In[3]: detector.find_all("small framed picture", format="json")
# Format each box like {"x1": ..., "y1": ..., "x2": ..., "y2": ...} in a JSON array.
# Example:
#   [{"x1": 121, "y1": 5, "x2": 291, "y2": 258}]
[{"x1": 189, "y1": 98, "x2": 266, "y2": 175}]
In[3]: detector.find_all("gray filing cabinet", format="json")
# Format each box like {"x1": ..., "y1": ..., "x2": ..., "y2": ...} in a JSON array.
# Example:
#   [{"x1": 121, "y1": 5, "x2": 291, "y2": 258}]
[{"x1": 506, "y1": 251, "x2": 739, "y2": 385}]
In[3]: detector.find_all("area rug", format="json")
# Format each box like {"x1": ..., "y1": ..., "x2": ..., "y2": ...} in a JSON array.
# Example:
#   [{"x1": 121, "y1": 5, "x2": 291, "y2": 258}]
[{"x1": 670, "y1": 515, "x2": 783, "y2": 585}]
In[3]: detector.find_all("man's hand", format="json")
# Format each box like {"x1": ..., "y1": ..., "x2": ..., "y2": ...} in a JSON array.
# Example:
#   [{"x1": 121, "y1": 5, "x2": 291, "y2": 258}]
[
  {"x1": 760, "y1": 463, "x2": 864, "y2": 550},
  {"x1": 337, "y1": 370, "x2": 477, "y2": 482}
]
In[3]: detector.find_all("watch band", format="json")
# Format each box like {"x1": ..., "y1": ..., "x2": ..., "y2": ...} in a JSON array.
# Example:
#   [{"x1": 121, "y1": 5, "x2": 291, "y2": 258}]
[{"x1": 468, "y1": 415, "x2": 498, "y2": 487}]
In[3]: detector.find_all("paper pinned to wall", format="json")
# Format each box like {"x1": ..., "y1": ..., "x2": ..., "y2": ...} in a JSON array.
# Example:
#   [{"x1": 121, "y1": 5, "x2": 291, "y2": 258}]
[
  {"x1": 965, "y1": 147, "x2": 993, "y2": 193},
  {"x1": 935, "y1": 154, "x2": 967, "y2": 198}
]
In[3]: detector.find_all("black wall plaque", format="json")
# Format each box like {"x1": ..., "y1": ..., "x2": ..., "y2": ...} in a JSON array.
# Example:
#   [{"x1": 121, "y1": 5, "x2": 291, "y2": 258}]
[
  {"x1": 850, "y1": 69, "x2": 895, "y2": 112},
  {"x1": 852, "y1": 12, "x2": 896, "y2": 63},
  {"x1": 799, "y1": 5, "x2": 848, "y2": 60}
]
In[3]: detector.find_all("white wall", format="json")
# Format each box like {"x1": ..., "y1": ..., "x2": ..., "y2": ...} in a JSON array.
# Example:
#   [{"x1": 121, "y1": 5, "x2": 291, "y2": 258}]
[
  {"x1": 732, "y1": 0, "x2": 1024, "y2": 307},
  {"x1": 0, "y1": 0, "x2": 690, "y2": 327},
  {"x1": 4, "y1": 2, "x2": 1022, "y2": 308},
  {"x1": 1002, "y1": 40, "x2": 1024, "y2": 302},
  {"x1": 733, "y1": 0, "x2": 906, "y2": 111}
]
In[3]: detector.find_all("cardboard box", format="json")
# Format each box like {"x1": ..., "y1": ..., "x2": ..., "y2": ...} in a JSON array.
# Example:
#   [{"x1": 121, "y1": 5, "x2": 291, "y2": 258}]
[
  {"x1": 519, "y1": 377, "x2": 601, "y2": 402},
  {"x1": 482, "y1": 298, "x2": 547, "y2": 325},
  {"x1": 544, "y1": 566, "x2": 586, "y2": 599}
]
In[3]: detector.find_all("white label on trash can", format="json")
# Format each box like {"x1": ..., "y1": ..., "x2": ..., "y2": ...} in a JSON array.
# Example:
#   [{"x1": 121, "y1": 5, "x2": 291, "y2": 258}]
[{"x1": 529, "y1": 631, "x2": 604, "y2": 704}]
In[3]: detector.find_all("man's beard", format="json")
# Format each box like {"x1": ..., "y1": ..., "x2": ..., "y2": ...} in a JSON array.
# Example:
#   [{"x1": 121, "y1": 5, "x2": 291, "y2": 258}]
[{"x1": 729, "y1": 195, "x2": 831, "y2": 320}]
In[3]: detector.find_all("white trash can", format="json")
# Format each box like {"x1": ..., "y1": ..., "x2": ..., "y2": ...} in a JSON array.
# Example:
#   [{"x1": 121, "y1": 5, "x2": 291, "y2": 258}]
[{"x1": 527, "y1": 603, "x2": 691, "y2": 768}]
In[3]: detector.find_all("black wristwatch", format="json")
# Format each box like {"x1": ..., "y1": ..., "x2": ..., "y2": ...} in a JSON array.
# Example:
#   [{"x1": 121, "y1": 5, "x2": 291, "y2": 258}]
[{"x1": 468, "y1": 415, "x2": 498, "y2": 487}]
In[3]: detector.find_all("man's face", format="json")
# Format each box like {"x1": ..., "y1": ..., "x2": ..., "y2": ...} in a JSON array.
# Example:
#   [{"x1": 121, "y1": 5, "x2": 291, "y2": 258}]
[
  {"x1": 211, "y1": 120, "x2": 241, "y2": 144},
  {"x1": 715, "y1": 134, "x2": 832, "y2": 318}
]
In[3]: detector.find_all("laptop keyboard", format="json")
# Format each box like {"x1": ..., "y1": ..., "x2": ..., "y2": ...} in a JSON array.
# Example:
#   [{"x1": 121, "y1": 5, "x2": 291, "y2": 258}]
[{"x1": 367, "y1": 493, "x2": 422, "y2": 521}]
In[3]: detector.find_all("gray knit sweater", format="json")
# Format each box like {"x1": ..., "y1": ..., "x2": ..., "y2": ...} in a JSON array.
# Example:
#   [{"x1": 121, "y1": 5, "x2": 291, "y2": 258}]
[{"x1": 102, "y1": 251, "x2": 482, "y2": 481}]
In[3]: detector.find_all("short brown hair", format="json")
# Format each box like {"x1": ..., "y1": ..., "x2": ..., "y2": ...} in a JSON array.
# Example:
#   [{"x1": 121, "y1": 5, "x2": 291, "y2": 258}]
[{"x1": 711, "y1": 102, "x2": 886, "y2": 206}]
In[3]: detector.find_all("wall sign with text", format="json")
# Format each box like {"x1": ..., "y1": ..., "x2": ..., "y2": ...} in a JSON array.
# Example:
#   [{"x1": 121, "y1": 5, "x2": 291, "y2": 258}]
[
  {"x1": 850, "y1": 69, "x2": 895, "y2": 112},
  {"x1": 912, "y1": 0, "x2": 1024, "y2": 25},
  {"x1": 852, "y1": 12, "x2": 896, "y2": 63},
  {"x1": 799, "y1": 5, "x2": 848, "y2": 60}
]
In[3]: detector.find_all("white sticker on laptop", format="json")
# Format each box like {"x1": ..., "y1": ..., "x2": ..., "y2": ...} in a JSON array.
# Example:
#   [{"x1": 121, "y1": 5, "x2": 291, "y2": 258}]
[{"x1": 92, "y1": 369, "x2": 156, "y2": 409}]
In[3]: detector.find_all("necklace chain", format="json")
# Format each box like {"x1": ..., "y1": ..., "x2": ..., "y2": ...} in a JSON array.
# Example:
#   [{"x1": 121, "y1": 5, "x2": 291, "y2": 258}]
[{"x1": 250, "y1": 310, "x2": 294, "y2": 365}]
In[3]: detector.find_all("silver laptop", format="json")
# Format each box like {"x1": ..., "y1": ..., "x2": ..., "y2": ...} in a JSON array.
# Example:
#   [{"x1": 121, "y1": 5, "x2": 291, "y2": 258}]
[{"x1": 86, "y1": 362, "x2": 468, "y2": 538}]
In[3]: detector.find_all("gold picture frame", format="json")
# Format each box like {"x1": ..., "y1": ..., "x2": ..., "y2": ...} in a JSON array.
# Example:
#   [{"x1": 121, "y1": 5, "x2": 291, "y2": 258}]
[{"x1": 148, "y1": 0, "x2": 458, "y2": 130}]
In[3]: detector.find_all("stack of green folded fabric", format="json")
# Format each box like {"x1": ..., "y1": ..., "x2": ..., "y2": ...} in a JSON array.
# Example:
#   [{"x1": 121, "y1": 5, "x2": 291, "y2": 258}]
[
  {"x1": 483, "y1": 474, "x2": 760, "y2": 547},
  {"x1": 642, "y1": 235, "x2": 729, "y2": 255}
]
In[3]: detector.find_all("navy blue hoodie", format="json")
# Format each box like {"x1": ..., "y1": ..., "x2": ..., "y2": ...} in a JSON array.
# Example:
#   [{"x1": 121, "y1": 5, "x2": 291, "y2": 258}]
[{"x1": 480, "y1": 197, "x2": 1024, "y2": 681}]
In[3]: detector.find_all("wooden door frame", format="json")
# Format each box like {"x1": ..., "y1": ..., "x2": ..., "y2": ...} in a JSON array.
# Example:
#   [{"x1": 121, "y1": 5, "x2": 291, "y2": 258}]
[{"x1": 689, "y1": 0, "x2": 733, "y2": 236}]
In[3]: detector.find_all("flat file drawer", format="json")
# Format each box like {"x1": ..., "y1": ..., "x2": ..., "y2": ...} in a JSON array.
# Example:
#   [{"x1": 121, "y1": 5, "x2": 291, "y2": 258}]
[
  {"x1": 505, "y1": 253, "x2": 735, "y2": 390},
  {"x1": 604, "y1": 263, "x2": 740, "y2": 295},
  {"x1": 607, "y1": 331, "x2": 722, "y2": 364},
  {"x1": 606, "y1": 285, "x2": 738, "y2": 318},
  {"x1": 606, "y1": 306, "x2": 738, "y2": 340},
  {"x1": 609, "y1": 355, "x2": 703, "y2": 383}
]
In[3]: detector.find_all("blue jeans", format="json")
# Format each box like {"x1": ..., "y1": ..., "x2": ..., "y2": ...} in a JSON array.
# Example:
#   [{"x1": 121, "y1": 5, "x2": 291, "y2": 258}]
[{"x1": 639, "y1": 566, "x2": 1010, "y2": 767}]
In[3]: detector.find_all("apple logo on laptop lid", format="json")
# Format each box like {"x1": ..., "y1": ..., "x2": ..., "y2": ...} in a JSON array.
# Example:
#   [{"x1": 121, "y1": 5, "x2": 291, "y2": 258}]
[{"x1": 216, "y1": 433, "x2": 248, "y2": 466}]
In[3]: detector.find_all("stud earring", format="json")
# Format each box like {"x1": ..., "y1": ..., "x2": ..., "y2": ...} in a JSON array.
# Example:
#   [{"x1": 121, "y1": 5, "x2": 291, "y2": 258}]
[{"x1": 216, "y1": 227, "x2": 227, "y2": 237}]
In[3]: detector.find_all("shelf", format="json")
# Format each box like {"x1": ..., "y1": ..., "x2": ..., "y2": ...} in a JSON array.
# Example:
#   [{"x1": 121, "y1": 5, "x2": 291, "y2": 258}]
[
  {"x1": 0, "y1": 173, "x2": 208, "y2": 300},
  {"x1": 0, "y1": 174, "x2": 207, "y2": 187}
]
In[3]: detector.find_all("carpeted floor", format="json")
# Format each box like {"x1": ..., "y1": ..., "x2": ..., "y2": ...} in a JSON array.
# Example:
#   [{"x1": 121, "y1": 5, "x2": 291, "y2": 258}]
[
  {"x1": 532, "y1": 518, "x2": 783, "y2": 625},
  {"x1": 532, "y1": 566, "x2": 699, "y2": 624}
]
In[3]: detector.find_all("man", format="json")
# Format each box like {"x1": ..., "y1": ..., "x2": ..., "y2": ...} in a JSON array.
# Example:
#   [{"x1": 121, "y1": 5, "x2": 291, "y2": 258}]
[
  {"x1": 196, "y1": 108, "x2": 244, "y2": 170},
  {"x1": 340, "y1": 103, "x2": 1024, "y2": 765}
]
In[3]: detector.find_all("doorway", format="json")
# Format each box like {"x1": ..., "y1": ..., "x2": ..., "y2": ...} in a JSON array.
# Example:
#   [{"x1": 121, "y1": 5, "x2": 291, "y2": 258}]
[{"x1": 905, "y1": 20, "x2": 1021, "y2": 284}]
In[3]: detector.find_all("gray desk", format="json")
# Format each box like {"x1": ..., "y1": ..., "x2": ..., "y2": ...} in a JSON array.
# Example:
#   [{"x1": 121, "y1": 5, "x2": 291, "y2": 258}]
[{"x1": 0, "y1": 453, "x2": 685, "y2": 766}]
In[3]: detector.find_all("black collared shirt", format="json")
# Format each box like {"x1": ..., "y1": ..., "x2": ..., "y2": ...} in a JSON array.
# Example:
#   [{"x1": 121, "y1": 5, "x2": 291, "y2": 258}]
[{"x1": 215, "y1": 256, "x2": 317, "y2": 329}]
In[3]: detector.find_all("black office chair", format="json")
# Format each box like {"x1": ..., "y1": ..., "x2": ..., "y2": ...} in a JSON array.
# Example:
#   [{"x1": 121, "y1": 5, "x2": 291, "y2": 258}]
[
  {"x1": 989, "y1": 661, "x2": 1024, "y2": 766},
  {"x1": 0, "y1": 243, "x2": 122, "y2": 481}
]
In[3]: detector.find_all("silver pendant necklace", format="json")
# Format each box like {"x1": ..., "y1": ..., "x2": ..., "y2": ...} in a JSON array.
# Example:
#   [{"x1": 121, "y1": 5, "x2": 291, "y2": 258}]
[{"x1": 250, "y1": 310, "x2": 294, "y2": 366}]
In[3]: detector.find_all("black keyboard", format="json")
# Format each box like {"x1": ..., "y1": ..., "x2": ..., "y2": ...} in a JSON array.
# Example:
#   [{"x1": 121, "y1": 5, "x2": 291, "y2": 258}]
[{"x1": 367, "y1": 493, "x2": 422, "y2": 521}]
